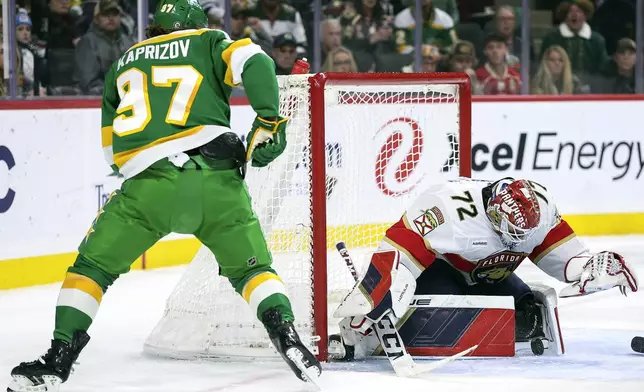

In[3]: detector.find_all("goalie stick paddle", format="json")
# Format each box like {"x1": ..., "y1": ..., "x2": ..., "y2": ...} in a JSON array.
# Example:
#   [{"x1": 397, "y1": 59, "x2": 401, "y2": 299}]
[
  {"x1": 632, "y1": 336, "x2": 644, "y2": 354},
  {"x1": 335, "y1": 242, "x2": 477, "y2": 377}
]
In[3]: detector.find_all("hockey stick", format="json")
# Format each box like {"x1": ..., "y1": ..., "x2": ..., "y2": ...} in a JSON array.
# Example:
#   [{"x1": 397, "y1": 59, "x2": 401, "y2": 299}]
[{"x1": 335, "y1": 242, "x2": 477, "y2": 377}]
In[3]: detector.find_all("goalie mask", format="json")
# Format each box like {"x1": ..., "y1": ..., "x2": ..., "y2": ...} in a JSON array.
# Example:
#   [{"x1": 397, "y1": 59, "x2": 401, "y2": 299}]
[{"x1": 486, "y1": 179, "x2": 541, "y2": 246}]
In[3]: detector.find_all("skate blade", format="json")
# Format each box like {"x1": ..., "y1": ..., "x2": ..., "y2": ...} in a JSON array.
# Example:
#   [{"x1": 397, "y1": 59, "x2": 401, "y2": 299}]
[
  {"x1": 7, "y1": 375, "x2": 62, "y2": 392},
  {"x1": 285, "y1": 347, "x2": 321, "y2": 390}
]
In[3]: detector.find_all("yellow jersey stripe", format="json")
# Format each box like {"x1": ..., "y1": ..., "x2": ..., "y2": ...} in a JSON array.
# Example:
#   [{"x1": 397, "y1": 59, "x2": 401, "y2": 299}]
[
  {"x1": 101, "y1": 126, "x2": 113, "y2": 148},
  {"x1": 61, "y1": 273, "x2": 103, "y2": 303},
  {"x1": 242, "y1": 272, "x2": 282, "y2": 302},
  {"x1": 112, "y1": 125, "x2": 204, "y2": 167},
  {"x1": 221, "y1": 38, "x2": 253, "y2": 87}
]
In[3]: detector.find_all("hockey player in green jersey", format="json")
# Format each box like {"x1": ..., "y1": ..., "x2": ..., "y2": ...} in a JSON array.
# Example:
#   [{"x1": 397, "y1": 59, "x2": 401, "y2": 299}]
[{"x1": 8, "y1": 1, "x2": 321, "y2": 390}]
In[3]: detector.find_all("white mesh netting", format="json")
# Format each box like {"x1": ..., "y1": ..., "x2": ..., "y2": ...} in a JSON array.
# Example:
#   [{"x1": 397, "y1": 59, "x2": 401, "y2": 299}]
[{"x1": 144, "y1": 74, "x2": 464, "y2": 360}]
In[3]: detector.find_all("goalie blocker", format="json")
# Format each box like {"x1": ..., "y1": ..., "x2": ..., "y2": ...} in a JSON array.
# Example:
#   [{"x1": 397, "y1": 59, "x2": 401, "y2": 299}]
[{"x1": 331, "y1": 249, "x2": 565, "y2": 359}]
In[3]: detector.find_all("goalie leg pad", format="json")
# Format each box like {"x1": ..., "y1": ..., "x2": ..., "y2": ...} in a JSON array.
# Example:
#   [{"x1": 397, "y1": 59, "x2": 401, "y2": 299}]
[
  {"x1": 397, "y1": 295, "x2": 515, "y2": 357},
  {"x1": 334, "y1": 250, "x2": 416, "y2": 321}
]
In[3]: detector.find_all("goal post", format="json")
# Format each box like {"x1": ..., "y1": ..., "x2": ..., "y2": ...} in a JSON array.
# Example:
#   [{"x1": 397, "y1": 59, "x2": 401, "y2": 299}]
[
  {"x1": 309, "y1": 73, "x2": 471, "y2": 360},
  {"x1": 143, "y1": 72, "x2": 472, "y2": 362}
]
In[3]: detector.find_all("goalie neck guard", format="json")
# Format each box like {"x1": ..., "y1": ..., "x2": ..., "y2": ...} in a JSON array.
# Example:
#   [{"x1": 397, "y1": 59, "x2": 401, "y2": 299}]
[
  {"x1": 486, "y1": 179, "x2": 541, "y2": 246},
  {"x1": 152, "y1": 0, "x2": 208, "y2": 30}
]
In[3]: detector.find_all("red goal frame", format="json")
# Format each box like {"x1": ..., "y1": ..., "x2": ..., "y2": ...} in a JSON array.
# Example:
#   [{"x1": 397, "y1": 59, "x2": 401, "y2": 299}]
[{"x1": 308, "y1": 73, "x2": 472, "y2": 361}]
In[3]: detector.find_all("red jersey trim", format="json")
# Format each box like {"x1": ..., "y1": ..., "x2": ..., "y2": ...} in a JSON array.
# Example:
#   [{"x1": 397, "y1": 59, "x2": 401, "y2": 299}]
[
  {"x1": 443, "y1": 253, "x2": 476, "y2": 273},
  {"x1": 530, "y1": 220, "x2": 576, "y2": 264},
  {"x1": 383, "y1": 218, "x2": 436, "y2": 271}
]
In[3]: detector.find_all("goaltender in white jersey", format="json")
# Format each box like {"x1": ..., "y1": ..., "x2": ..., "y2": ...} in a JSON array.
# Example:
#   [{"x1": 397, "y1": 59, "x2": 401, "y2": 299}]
[{"x1": 331, "y1": 178, "x2": 639, "y2": 360}]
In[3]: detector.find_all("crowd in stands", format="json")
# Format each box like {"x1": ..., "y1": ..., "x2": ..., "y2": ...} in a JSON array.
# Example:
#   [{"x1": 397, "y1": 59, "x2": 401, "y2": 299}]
[{"x1": 0, "y1": 0, "x2": 639, "y2": 97}]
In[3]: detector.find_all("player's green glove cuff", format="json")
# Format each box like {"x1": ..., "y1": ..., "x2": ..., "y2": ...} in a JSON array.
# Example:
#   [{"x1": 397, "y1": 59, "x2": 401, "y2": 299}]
[{"x1": 246, "y1": 115, "x2": 289, "y2": 167}]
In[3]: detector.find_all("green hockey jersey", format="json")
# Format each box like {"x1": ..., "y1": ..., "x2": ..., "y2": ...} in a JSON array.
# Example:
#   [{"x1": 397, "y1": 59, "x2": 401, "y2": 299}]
[{"x1": 101, "y1": 28, "x2": 280, "y2": 179}]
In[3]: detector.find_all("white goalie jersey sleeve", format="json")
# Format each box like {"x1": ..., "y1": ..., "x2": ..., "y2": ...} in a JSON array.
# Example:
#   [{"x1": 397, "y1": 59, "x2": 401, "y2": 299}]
[{"x1": 527, "y1": 184, "x2": 589, "y2": 282}]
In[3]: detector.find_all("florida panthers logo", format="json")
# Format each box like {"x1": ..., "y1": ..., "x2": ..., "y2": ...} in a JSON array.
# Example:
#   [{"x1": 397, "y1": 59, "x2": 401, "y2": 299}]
[
  {"x1": 471, "y1": 251, "x2": 527, "y2": 284},
  {"x1": 374, "y1": 117, "x2": 425, "y2": 197},
  {"x1": 412, "y1": 206, "x2": 445, "y2": 236}
]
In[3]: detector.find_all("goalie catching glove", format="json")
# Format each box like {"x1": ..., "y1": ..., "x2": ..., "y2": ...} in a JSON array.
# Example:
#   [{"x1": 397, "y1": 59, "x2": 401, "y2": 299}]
[
  {"x1": 246, "y1": 115, "x2": 289, "y2": 167},
  {"x1": 560, "y1": 251, "x2": 638, "y2": 298}
]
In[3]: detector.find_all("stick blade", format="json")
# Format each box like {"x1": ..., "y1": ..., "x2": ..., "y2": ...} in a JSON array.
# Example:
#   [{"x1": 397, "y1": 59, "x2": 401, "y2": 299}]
[{"x1": 398, "y1": 345, "x2": 478, "y2": 377}]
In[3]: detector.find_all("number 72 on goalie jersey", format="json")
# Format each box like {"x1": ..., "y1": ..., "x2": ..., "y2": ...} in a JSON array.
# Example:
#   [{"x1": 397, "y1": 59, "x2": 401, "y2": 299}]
[{"x1": 386, "y1": 179, "x2": 585, "y2": 286}]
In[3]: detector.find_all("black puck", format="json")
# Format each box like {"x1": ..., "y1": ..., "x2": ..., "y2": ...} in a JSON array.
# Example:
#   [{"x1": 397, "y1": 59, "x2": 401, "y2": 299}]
[
  {"x1": 531, "y1": 338, "x2": 545, "y2": 356},
  {"x1": 631, "y1": 336, "x2": 644, "y2": 353}
]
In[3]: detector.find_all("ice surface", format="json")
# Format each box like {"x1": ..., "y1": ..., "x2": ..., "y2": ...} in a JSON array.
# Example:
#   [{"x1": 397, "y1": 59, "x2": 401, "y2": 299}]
[{"x1": 1, "y1": 236, "x2": 643, "y2": 392}]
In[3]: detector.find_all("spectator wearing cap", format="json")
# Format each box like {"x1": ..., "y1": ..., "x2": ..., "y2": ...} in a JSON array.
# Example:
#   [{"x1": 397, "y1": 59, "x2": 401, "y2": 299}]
[
  {"x1": 16, "y1": 12, "x2": 39, "y2": 96},
  {"x1": 595, "y1": 38, "x2": 636, "y2": 94},
  {"x1": 74, "y1": 0, "x2": 135, "y2": 95},
  {"x1": 540, "y1": 0, "x2": 608, "y2": 83},
  {"x1": 229, "y1": 5, "x2": 273, "y2": 55},
  {"x1": 42, "y1": 0, "x2": 85, "y2": 95},
  {"x1": 77, "y1": 0, "x2": 136, "y2": 38},
  {"x1": 445, "y1": 41, "x2": 480, "y2": 94},
  {"x1": 247, "y1": 0, "x2": 307, "y2": 53},
  {"x1": 393, "y1": 0, "x2": 457, "y2": 55},
  {"x1": 16, "y1": 12, "x2": 32, "y2": 45},
  {"x1": 532, "y1": 45, "x2": 584, "y2": 95},
  {"x1": 402, "y1": 44, "x2": 440, "y2": 72},
  {"x1": 475, "y1": 33, "x2": 521, "y2": 95},
  {"x1": 272, "y1": 33, "x2": 298, "y2": 75},
  {"x1": 322, "y1": 46, "x2": 359, "y2": 72}
]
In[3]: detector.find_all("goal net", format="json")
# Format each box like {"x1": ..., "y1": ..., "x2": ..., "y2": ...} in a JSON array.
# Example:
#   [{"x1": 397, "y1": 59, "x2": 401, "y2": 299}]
[{"x1": 143, "y1": 73, "x2": 472, "y2": 361}]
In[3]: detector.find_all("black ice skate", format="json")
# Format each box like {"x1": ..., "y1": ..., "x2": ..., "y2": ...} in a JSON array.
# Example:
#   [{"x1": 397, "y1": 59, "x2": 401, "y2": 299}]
[
  {"x1": 8, "y1": 331, "x2": 90, "y2": 392},
  {"x1": 262, "y1": 308, "x2": 322, "y2": 386}
]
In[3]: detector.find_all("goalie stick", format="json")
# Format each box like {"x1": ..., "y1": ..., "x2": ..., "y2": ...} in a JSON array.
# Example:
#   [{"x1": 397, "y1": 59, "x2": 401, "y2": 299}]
[{"x1": 335, "y1": 242, "x2": 477, "y2": 377}]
